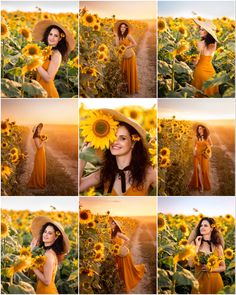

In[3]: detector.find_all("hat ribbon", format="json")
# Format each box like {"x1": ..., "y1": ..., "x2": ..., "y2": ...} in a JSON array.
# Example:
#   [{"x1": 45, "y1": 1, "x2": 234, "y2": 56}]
[{"x1": 108, "y1": 165, "x2": 130, "y2": 194}]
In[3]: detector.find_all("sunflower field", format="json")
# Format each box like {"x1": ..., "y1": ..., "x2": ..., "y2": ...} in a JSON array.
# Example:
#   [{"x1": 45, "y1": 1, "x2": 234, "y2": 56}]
[
  {"x1": 79, "y1": 103, "x2": 157, "y2": 196},
  {"x1": 79, "y1": 208, "x2": 139, "y2": 293},
  {"x1": 1, "y1": 209, "x2": 78, "y2": 294},
  {"x1": 1, "y1": 119, "x2": 28, "y2": 196},
  {"x1": 158, "y1": 16, "x2": 235, "y2": 98},
  {"x1": 1, "y1": 9, "x2": 78, "y2": 98},
  {"x1": 158, "y1": 213, "x2": 235, "y2": 294},
  {"x1": 79, "y1": 8, "x2": 148, "y2": 97}
]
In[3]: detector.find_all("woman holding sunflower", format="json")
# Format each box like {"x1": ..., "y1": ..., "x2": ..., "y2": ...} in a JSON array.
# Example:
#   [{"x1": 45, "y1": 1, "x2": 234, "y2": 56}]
[
  {"x1": 192, "y1": 19, "x2": 219, "y2": 97},
  {"x1": 114, "y1": 20, "x2": 139, "y2": 95},
  {"x1": 109, "y1": 217, "x2": 145, "y2": 292},
  {"x1": 32, "y1": 20, "x2": 75, "y2": 98},
  {"x1": 79, "y1": 109, "x2": 156, "y2": 196},
  {"x1": 30, "y1": 216, "x2": 70, "y2": 294},
  {"x1": 28, "y1": 123, "x2": 46, "y2": 189},
  {"x1": 187, "y1": 217, "x2": 225, "y2": 294},
  {"x1": 189, "y1": 124, "x2": 213, "y2": 193}
]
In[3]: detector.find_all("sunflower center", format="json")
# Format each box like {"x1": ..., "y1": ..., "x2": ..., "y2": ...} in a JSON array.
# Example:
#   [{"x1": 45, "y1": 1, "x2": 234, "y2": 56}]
[
  {"x1": 130, "y1": 111, "x2": 138, "y2": 119},
  {"x1": 1, "y1": 122, "x2": 7, "y2": 130},
  {"x1": 93, "y1": 119, "x2": 110, "y2": 137},
  {"x1": 86, "y1": 15, "x2": 94, "y2": 23},
  {"x1": 80, "y1": 212, "x2": 89, "y2": 220},
  {"x1": 158, "y1": 21, "x2": 165, "y2": 30},
  {"x1": 158, "y1": 217, "x2": 165, "y2": 227},
  {"x1": 29, "y1": 48, "x2": 37, "y2": 55}
]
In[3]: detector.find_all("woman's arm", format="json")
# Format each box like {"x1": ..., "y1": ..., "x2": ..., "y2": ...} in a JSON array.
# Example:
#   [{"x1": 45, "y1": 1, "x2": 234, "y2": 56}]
[
  {"x1": 147, "y1": 166, "x2": 157, "y2": 189},
  {"x1": 193, "y1": 137, "x2": 197, "y2": 156},
  {"x1": 33, "y1": 251, "x2": 55, "y2": 286},
  {"x1": 207, "y1": 135, "x2": 213, "y2": 147},
  {"x1": 126, "y1": 34, "x2": 137, "y2": 49},
  {"x1": 117, "y1": 232, "x2": 130, "y2": 245},
  {"x1": 211, "y1": 245, "x2": 226, "y2": 273},
  {"x1": 79, "y1": 168, "x2": 101, "y2": 193},
  {"x1": 34, "y1": 137, "x2": 44, "y2": 149},
  {"x1": 37, "y1": 51, "x2": 62, "y2": 83}
]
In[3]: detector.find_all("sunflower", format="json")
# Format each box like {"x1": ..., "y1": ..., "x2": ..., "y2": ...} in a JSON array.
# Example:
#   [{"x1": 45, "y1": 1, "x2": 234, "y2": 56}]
[
  {"x1": 158, "y1": 124, "x2": 162, "y2": 133},
  {"x1": 158, "y1": 214, "x2": 167, "y2": 231},
  {"x1": 82, "y1": 13, "x2": 96, "y2": 27},
  {"x1": 178, "y1": 25, "x2": 188, "y2": 37},
  {"x1": 97, "y1": 51, "x2": 107, "y2": 62},
  {"x1": 158, "y1": 18, "x2": 167, "y2": 33},
  {"x1": 10, "y1": 153, "x2": 19, "y2": 164},
  {"x1": 1, "y1": 165, "x2": 13, "y2": 179},
  {"x1": 19, "y1": 28, "x2": 32, "y2": 41},
  {"x1": 1, "y1": 141, "x2": 8, "y2": 149},
  {"x1": 206, "y1": 254, "x2": 221, "y2": 271},
  {"x1": 160, "y1": 147, "x2": 170, "y2": 157},
  {"x1": 84, "y1": 187, "x2": 96, "y2": 196},
  {"x1": 20, "y1": 247, "x2": 32, "y2": 257},
  {"x1": 13, "y1": 257, "x2": 31, "y2": 273},
  {"x1": 80, "y1": 110, "x2": 118, "y2": 150},
  {"x1": 32, "y1": 255, "x2": 46, "y2": 268},
  {"x1": 94, "y1": 251, "x2": 104, "y2": 262},
  {"x1": 22, "y1": 44, "x2": 41, "y2": 57},
  {"x1": 1, "y1": 221, "x2": 9, "y2": 238},
  {"x1": 143, "y1": 109, "x2": 157, "y2": 130},
  {"x1": 121, "y1": 106, "x2": 144, "y2": 124},
  {"x1": 224, "y1": 248, "x2": 234, "y2": 260},
  {"x1": 41, "y1": 46, "x2": 52, "y2": 61},
  {"x1": 159, "y1": 156, "x2": 171, "y2": 168},
  {"x1": 178, "y1": 223, "x2": 189, "y2": 236},
  {"x1": 85, "y1": 67, "x2": 97, "y2": 77},
  {"x1": 22, "y1": 57, "x2": 43, "y2": 75},
  {"x1": 10, "y1": 147, "x2": 18, "y2": 155},
  {"x1": 1, "y1": 22, "x2": 9, "y2": 39},
  {"x1": 80, "y1": 209, "x2": 92, "y2": 224},
  {"x1": 98, "y1": 44, "x2": 109, "y2": 54},
  {"x1": 173, "y1": 245, "x2": 195, "y2": 265},
  {"x1": 193, "y1": 254, "x2": 201, "y2": 266},
  {"x1": 174, "y1": 132, "x2": 182, "y2": 140},
  {"x1": 87, "y1": 221, "x2": 96, "y2": 229},
  {"x1": 72, "y1": 56, "x2": 78, "y2": 68},
  {"x1": 93, "y1": 23, "x2": 101, "y2": 31},
  {"x1": 178, "y1": 238, "x2": 188, "y2": 246},
  {"x1": 1, "y1": 120, "x2": 10, "y2": 133},
  {"x1": 224, "y1": 214, "x2": 234, "y2": 223},
  {"x1": 93, "y1": 242, "x2": 104, "y2": 252}
]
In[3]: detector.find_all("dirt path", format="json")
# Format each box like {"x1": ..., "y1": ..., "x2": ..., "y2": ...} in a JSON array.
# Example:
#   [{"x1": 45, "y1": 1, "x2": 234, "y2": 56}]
[{"x1": 128, "y1": 23, "x2": 156, "y2": 98}]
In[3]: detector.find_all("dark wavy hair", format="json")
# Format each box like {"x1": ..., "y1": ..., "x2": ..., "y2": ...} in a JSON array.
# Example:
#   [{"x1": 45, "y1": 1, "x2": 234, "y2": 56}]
[
  {"x1": 195, "y1": 217, "x2": 224, "y2": 248},
  {"x1": 38, "y1": 222, "x2": 65, "y2": 256},
  {"x1": 42, "y1": 25, "x2": 68, "y2": 61},
  {"x1": 111, "y1": 223, "x2": 122, "y2": 239},
  {"x1": 100, "y1": 122, "x2": 150, "y2": 192},
  {"x1": 33, "y1": 123, "x2": 43, "y2": 139},
  {"x1": 202, "y1": 32, "x2": 217, "y2": 48},
  {"x1": 118, "y1": 23, "x2": 129, "y2": 40},
  {"x1": 196, "y1": 124, "x2": 209, "y2": 140}
]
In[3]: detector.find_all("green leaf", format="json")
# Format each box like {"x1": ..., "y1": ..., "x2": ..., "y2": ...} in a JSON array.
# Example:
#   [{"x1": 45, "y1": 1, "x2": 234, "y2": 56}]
[
  {"x1": 8, "y1": 282, "x2": 35, "y2": 294},
  {"x1": 1, "y1": 78, "x2": 21, "y2": 98},
  {"x1": 174, "y1": 61, "x2": 192, "y2": 76},
  {"x1": 158, "y1": 268, "x2": 172, "y2": 289},
  {"x1": 158, "y1": 60, "x2": 171, "y2": 76},
  {"x1": 22, "y1": 80, "x2": 47, "y2": 98},
  {"x1": 203, "y1": 71, "x2": 230, "y2": 89},
  {"x1": 6, "y1": 67, "x2": 22, "y2": 77},
  {"x1": 79, "y1": 147, "x2": 102, "y2": 165},
  {"x1": 173, "y1": 268, "x2": 199, "y2": 289},
  {"x1": 67, "y1": 269, "x2": 78, "y2": 281},
  {"x1": 223, "y1": 87, "x2": 235, "y2": 98}
]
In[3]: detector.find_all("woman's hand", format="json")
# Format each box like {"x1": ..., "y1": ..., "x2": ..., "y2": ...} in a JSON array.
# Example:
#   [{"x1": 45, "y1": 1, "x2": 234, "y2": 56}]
[
  {"x1": 195, "y1": 236, "x2": 202, "y2": 248},
  {"x1": 201, "y1": 264, "x2": 210, "y2": 272},
  {"x1": 30, "y1": 237, "x2": 39, "y2": 251}
]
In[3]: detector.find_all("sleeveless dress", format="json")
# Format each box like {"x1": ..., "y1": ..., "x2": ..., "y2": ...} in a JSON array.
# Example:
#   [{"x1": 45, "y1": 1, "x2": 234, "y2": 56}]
[
  {"x1": 189, "y1": 139, "x2": 211, "y2": 191},
  {"x1": 120, "y1": 38, "x2": 139, "y2": 94},
  {"x1": 104, "y1": 182, "x2": 148, "y2": 196},
  {"x1": 28, "y1": 140, "x2": 46, "y2": 189},
  {"x1": 192, "y1": 249, "x2": 224, "y2": 294},
  {"x1": 36, "y1": 252, "x2": 58, "y2": 294},
  {"x1": 112, "y1": 235, "x2": 145, "y2": 292},
  {"x1": 36, "y1": 58, "x2": 59, "y2": 98},
  {"x1": 192, "y1": 55, "x2": 218, "y2": 97}
]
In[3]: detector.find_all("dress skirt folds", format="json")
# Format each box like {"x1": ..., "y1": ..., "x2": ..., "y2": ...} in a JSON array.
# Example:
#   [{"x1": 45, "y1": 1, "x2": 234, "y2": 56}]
[
  {"x1": 192, "y1": 55, "x2": 218, "y2": 97},
  {"x1": 28, "y1": 146, "x2": 46, "y2": 189},
  {"x1": 36, "y1": 263, "x2": 58, "y2": 294}
]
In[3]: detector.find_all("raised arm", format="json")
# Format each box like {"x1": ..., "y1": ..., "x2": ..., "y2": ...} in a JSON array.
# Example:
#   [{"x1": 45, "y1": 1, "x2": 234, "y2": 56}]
[
  {"x1": 37, "y1": 51, "x2": 61, "y2": 83},
  {"x1": 127, "y1": 34, "x2": 137, "y2": 49},
  {"x1": 34, "y1": 137, "x2": 44, "y2": 149}
]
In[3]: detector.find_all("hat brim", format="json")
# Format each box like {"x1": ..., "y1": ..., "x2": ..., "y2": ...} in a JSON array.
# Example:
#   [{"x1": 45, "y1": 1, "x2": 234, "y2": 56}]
[
  {"x1": 193, "y1": 19, "x2": 219, "y2": 42},
  {"x1": 32, "y1": 20, "x2": 76, "y2": 56},
  {"x1": 109, "y1": 217, "x2": 123, "y2": 232},
  {"x1": 114, "y1": 20, "x2": 133, "y2": 34},
  {"x1": 31, "y1": 216, "x2": 70, "y2": 254}
]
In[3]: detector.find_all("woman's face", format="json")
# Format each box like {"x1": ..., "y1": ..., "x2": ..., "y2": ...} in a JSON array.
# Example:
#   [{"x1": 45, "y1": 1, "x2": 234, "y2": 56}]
[
  {"x1": 110, "y1": 125, "x2": 133, "y2": 156},
  {"x1": 198, "y1": 126, "x2": 204, "y2": 135},
  {"x1": 42, "y1": 225, "x2": 57, "y2": 246},
  {"x1": 47, "y1": 28, "x2": 61, "y2": 47},
  {"x1": 199, "y1": 27, "x2": 207, "y2": 38},
  {"x1": 120, "y1": 24, "x2": 127, "y2": 34},
  {"x1": 200, "y1": 220, "x2": 213, "y2": 236},
  {"x1": 110, "y1": 221, "x2": 116, "y2": 230}
]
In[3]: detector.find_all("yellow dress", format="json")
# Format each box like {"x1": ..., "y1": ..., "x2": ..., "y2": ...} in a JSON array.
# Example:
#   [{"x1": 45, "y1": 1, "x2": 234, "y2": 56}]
[
  {"x1": 192, "y1": 55, "x2": 218, "y2": 97},
  {"x1": 192, "y1": 249, "x2": 224, "y2": 294},
  {"x1": 28, "y1": 142, "x2": 46, "y2": 189},
  {"x1": 120, "y1": 38, "x2": 139, "y2": 94},
  {"x1": 189, "y1": 139, "x2": 211, "y2": 190},
  {"x1": 36, "y1": 58, "x2": 59, "y2": 98},
  {"x1": 104, "y1": 183, "x2": 148, "y2": 196},
  {"x1": 112, "y1": 236, "x2": 145, "y2": 292}
]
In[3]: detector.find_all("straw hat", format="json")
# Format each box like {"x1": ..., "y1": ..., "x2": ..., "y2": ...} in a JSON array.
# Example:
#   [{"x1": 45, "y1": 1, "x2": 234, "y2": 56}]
[
  {"x1": 193, "y1": 19, "x2": 219, "y2": 42},
  {"x1": 31, "y1": 216, "x2": 70, "y2": 254},
  {"x1": 109, "y1": 217, "x2": 123, "y2": 231},
  {"x1": 32, "y1": 123, "x2": 43, "y2": 137},
  {"x1": 114, "y1": 20, "x2": 133, "y2": 34},
  {"x1": 32, "y1": 20, "x2": 76, "y2": 55},
  {"x1": 100, "y1": 108, "x2": 147, "y2": 146}
]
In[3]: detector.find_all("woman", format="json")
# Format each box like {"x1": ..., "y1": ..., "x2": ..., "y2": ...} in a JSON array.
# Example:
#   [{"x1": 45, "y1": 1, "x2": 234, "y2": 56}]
[
  {"x1": 28, "y1": 123, "x2": 46, "y2": 189},
  {"x1": 30, "y1": 216, "x2": 70, "y2": 294},
  {"x1": 188, "y1": 217, "x2": 225, "y2": 294},
  {"x1": 79, "y1": 109, "x2": 156, "y2": 196},
  {"x1": 110, "y1": 217, "x2": 145, "y2": 292},
  {"x1": 192, "y1": 19, "x2": 219, "y2": 97},
  {"x1": 114, "y1": 20, "x2": 138, "y2": 95},
  {"x1": 32, "y1": 20, "x2": 75, "y2": 98},
  {"x1": 189, "y1": 124, "x2": 213, "y2": 193}
]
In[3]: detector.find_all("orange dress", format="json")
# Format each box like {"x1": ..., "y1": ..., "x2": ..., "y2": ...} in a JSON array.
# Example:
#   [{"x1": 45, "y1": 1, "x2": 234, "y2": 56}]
[
  {"x1": 192, "y1": 55, "x2": 218, "y2": 97},
  {"x1": 36, "y1": 58, "x2": 59, "y2": 98},
  {"x1": 28, "y1": 142, "x2": 46, "y2": 189},
  {"x1": 189, "y1": 139, "x2": 211, "y2": 191},
  {"x1": 120, "y1": 38, "x2": 139, "y2": 94},
  {"x1": 112, "y1": 235, "x2": 145, "y2": 292},
  {"x1": 192, "y1": 249, "x2": 224, "y2": 294},
  {"x1": 104, "y1": 184, "x2": 148, "y2": 196}
]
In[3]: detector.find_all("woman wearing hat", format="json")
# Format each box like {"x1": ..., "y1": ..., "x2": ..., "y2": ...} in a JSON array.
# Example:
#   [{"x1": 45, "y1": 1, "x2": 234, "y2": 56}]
[
  {"x1": 32, "y1": 20, "x2": 75, "y2": 98},
  {"x1": 114, "y1": 20, "x2": 139, "y2": 95},
  {"x1": 189, "y1": 124, "x2": 213, "y2": 193},
  {"x1": 28, "y1": 123, "x2": 46, "y2": 189},
  {"x1": 30, "y1": 216, "x2": 70, "y2": 294},
  {"x1": 79, "y1": 109, "x2": 156, "y2": 196},
  {"x1": 109, "y1": 217, "x2": 145, "y2": 292},
  {"x1": 192, "y1": 19, "x2": 219, "y2": 97},
  {"x1": 187, "y1": 217, "x2": 225, "y2": 294}
]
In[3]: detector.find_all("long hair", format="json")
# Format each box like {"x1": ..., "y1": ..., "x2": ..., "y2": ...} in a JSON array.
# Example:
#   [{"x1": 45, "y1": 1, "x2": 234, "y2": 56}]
[
  {"x1": 42, "y1": 25, "x2": 68, "y2": 61},
  {"x1": 111, "y1": 224, "x2": 122, "y2": 239},
  {"x1": 100, "y1": 121, "x2": 150, "y2": 191},
  {"x1": 202, "y1": 32, "x2": 217, "y2": 48},
  {"x1": 118, "y1": 23, "x2": 129, "y2": 40},
  {"x1": 195, "y1": 217, "x2": 224, "y2": 248},
  {"x1": 33, "y1": 123, "x2": 43, "y2": 139},
  {"x1": 196, "y1": 124, "x2": 209, "y2": 140}
]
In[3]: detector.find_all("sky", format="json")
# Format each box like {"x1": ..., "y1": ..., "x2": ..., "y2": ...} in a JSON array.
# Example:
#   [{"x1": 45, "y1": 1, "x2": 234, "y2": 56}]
[
  {"x1": 1, "y1": 196, "x2": 78, "y2": 212},
  {"x1": 2, "y1": 1, "x2": 78, "y2": 13},
  {"x1": 1, "y1": 99, "x2": 78, "y2": 125},
  {"x1": 158, "y1": 0, "x2": 235, "y2": 19},
  {"x1": 80, "y1": 1, "x2": 156, "y2": 19},
  {"x1": 158, "y1": 196, "x2": 235, "y2": 216},
  {"x1": 158, "y1": 99, "x2": 235, "y2": 121},
  {"x1": 80, "y1": 196, "x2": 157, "y2": 216}
]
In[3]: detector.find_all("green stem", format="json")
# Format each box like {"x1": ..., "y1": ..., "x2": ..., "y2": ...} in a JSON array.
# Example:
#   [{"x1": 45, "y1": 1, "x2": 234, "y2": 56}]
[{"x1": 171, "y1": 58, "x2": 175, "y2": 92}]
